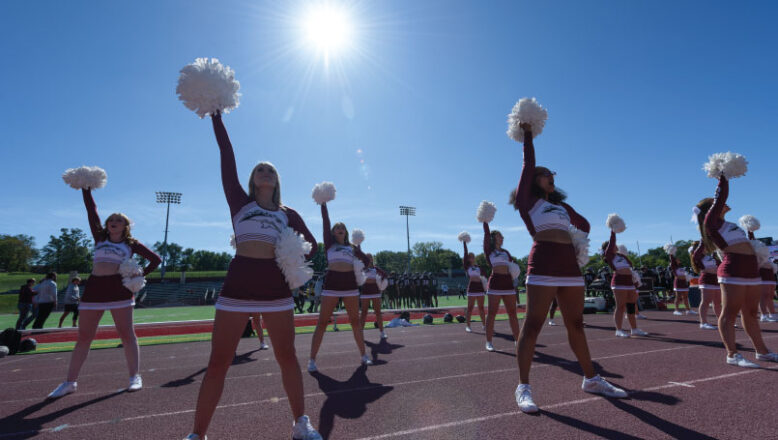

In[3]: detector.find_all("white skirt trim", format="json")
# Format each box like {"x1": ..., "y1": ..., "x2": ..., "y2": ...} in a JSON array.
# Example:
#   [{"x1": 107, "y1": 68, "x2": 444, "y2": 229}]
[
  {"x1": 526, "y1": 274, "x2": 585, "y2": 287},
  {"x1": 611, "y1": 285, "x2": 635, "y2": 291},
  {"x1": 321, "y1": 289, "x2": 360, "y2": 297},
  {"x1": 360, "y1": 294, "x2": 382, "y2": 299},
  {"x1": 718, "y1": 277, "x2": 761, "y2": 286},
  {"x1": 487, "y1": 289, "x2": 515, "y2": 295},
  {"x1": 467, "y1": 293, "x2": 485, "y2": 297},
  {"x1": 699, "y1": 285, "x2": 721, "y2": 291},
  {"x1": 673, "y1": 288, "x2": 689, "y2": 293},
  {"x1": 761, "y1": 280, "x2": 777, "y2": 286},
  {"x1": 215, "y1": 296, "x2": 294, "y2": 313},
  {"x1": 79, "y1": 299, "x2": 134, "y2": 310}
]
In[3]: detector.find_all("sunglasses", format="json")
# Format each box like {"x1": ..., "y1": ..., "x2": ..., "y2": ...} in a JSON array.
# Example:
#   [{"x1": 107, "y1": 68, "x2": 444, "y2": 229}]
[{"x1": 537, "y1": 170, "x2": 556, "y2": 177}]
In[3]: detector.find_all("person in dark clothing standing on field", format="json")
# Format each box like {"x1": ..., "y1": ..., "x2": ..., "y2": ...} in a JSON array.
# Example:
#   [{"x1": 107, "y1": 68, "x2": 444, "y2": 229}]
[
  {"x1": 16, "y1": 278, "x2": 37, "y2": 330},
  {"x1": 32, "y1": 273, "x2": 58, "y2": 329}
]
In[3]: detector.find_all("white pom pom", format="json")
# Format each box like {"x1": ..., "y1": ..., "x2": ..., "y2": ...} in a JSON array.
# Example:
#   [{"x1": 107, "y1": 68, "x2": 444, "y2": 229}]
[
  {"x1": 122, "y1": 276, "x2": 146, "y2": 293},
  {"x1": 457, "y1": 231, "x2": 471, "y2": 244},
  {"x1": 229, "y1": 233, "x2": 236, "y2": 250},
  {"x1": 480, "y1": 276, "x2": 488, "y2": 291},
  {"x1": 176, "y1": 58, "x2": 241, "y2": 118},
  {"x1": 377, "y1": 276, "x2": 388, "y2": 291},
  {"x1": 353, "y1": 257, "x2": 367, "y2": 286},
  {"x1": 618, "y1": 244, "x2": 629, "y2": 255},
  {"x1": 568, "y1": 226, "x2": 590, "y2": 268},
  {"x1": 351, "y1": 229, "x2": 365, "y2": 246},
  {"x1": 275, "y1": 227, "x2": 314, "y2": 289},
  {"x1": 738, "y1": 215, "x2": 761, "y2": 233},
  {"x1": 118, "y1": 258, "x2": 143, "y2": 278},
  {"x1": 506, "y1": 97, "x2": 548, "y2": 143},
  {"x1": 703, "y1": 152, "x2": 748, "y2": 179},
  {"x1": 606, "y1": 214, "x2": 626, "y2": 234},
  {"x1": 663, "y1": 243, "x2": 677, "y2": 256},
  {"x1": 751, "y1": 239, "x2": 770, "y2": 268},
  {"x1": 632, "y1": 269, "x2": 642, "y2": 287},
  {"x1": 508, "y1": 261, "x2": 521, "y2": 280},
  {"x1": 62, "y1": 166, "x2": 107, "y2": 190},
  {"x1": 312, "y1": 181, "x2": 336, "y2": 205},
  {"x1": 476, "y1": 201, "x2": 497, "y2": 223}
]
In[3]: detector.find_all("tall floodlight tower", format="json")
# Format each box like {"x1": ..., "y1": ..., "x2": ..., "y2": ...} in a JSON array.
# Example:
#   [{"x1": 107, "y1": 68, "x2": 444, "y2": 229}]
[
  {"x1": 399, "y1": 206, "x2": 416, "y2": 272},
  {"x1": 156, "y1": 191, "x2": 182, "y2": 279}
]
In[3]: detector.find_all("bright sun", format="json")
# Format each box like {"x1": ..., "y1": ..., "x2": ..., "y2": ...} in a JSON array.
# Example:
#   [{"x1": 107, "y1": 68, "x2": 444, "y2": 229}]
[{"x1": 302, "y1": 4, "x2": 352, "y2": 55}]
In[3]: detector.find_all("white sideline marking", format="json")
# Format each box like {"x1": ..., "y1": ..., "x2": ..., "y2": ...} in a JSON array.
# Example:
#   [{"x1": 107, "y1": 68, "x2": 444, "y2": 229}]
[
  {"x1": 356, "y1": 367, "x2": 777, "y2": 439},
  {"x1": 667, "y1": 381, "x2": 694, "y2": 388},
  {"x1": 0, "y1": 344, "x2": 739, "y2": 437}
]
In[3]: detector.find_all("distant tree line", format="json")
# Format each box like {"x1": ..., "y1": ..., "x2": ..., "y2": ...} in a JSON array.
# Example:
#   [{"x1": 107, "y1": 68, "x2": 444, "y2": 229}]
[{"x1": 1, "y1": 230, "x2": 694, "y2": 276}]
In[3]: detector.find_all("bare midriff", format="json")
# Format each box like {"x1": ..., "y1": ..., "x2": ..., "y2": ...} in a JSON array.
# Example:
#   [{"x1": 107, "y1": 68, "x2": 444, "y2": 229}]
[
  {"x1": 329, "y1": 262, "x2": 353, "y2": 272},
  {"x1": 533, "y1": 229, "x2": 572, "y2": 244},
  {"x1": 615, "y1": 268, "x2": 632, "y2": 275},
  {"x1": 92, "y1": 262, "x2": 120, "y2": 276},
  {"x1": 723, "y1": 242, "x2": 754, "y2": 255},
  {"x1": 236, "y1": 242, "x2": 276, "y2": 259}
]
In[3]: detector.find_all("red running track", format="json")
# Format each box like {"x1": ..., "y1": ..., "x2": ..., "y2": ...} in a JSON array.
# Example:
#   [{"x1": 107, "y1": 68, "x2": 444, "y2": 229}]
[
  {"x1": 23, "y1": 305, "x2": 519, "y2": 344},
  {"x1": 2, "y1": 310, "x2": 778, "y2": 439}
]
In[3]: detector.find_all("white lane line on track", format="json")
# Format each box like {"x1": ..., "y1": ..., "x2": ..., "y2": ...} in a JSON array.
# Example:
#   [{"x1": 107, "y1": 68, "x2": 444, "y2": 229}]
[
  {"x1": 667, "y1": 381, "x2": 695, "y2": 388},
  {"x1": 355, "y1": 367, "x2": 778, "y2": 439},
  {"x1": 0, "y1": 343, "x2": 726, "y2": 437}
]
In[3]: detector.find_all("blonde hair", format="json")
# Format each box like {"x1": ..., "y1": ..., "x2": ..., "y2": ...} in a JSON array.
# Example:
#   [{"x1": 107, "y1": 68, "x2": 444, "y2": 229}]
[
  {"x1": 98, "y1": 213, "x2": 136, "y2": 244},
  {"x1": 247, "y1": 161, "x2": 281, "y2": 207},
  {"x1": 696, "y1": 198, "x2": 715, "y2": 253}
]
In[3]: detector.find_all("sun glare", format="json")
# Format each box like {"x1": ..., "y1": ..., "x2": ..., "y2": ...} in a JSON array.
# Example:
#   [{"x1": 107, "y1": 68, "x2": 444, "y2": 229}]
[{"x1": 303, "y1": 4, "x2": 353, "y2": 55}]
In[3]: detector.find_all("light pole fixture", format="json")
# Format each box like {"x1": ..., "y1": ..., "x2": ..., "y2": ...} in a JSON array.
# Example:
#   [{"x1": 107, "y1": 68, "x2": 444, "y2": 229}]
[
  {"x1": 399, "y1": 205, "x2": 416, "y2": 273},
  {"x1": 156, "y1": 191, "x2": 182, "y2": 280}
]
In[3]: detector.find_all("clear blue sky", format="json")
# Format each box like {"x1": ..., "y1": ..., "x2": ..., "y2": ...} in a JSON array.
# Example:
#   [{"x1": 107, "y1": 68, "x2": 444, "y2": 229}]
[{"x1": 1, "y1": 0, "x2": 777, "y2": 259}]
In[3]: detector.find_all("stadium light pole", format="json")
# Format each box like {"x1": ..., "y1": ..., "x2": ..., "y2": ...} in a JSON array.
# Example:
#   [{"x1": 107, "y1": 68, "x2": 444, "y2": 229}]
[
  {"x1": 399, "y1": 206, "x2": 416, "y2": 273},
  {"x1": 156, "y1": 191, "x2": 182, "y2": 280}
]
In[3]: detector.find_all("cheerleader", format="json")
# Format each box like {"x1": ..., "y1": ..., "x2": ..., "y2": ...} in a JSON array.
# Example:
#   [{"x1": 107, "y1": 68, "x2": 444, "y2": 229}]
[
  {"x1": 481, "y1": 212, "x2": 521, "y2": 352},
  {"x1": 701, "y1": 174, "x2": 778, "y2": 367},
  {"x1": 186, "y1": 113, "x2": 321, "y2": 440},
  {"x1": 690, "y1": 239, "x2": 721, "y2": 329},
  {"x1": 250, "y1": 313, "x2": 270, "y2": 350},
  {"x1": 511, "y1": 120, "x2": 626, "y2": 413},
  {"x1": 668, "y1": 249, "x2": 693, "y2": 316},
  {"x1": 601, "y1": 229, "x2": 647, "y2": 337},
  {"x1": 360, "y1": 253, "x2": 389, "y2": 340},
  {"x1": 307, "y1": 194, "x2": 372, "y2": 371},
  {"x1": 459, "y1": 233, "x2": 486, "y2": 333},
  {"x1": 745, "y1": 228, "x2": 778, "y2": 322},
  {"x1": 48, "y1": 183, "x2": 161, "y2": 398}
]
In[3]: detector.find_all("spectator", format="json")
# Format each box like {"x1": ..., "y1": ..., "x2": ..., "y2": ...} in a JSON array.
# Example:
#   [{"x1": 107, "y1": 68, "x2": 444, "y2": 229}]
[
  {"x1": 16, "y1": 278, "x2": 37, "y2": 330},
  {"x1": 59, "y1": 277, "x2": 82, "y2": 328},
  {"x1": 32, "y1": 272, "x2": 58, "y2": 329},
  {"x1": 441, "y1": 283, "x2": 449, "y2": 297}
]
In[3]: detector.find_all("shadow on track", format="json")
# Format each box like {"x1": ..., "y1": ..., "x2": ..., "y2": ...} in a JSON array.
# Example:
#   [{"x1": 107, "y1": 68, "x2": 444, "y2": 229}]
[
  {"x1": 364, "y1": 339, "x2": 404, "y2": 366},
  {"x1": 160, "y1": 349, "x2": 259, "y2": 388},
  {"x1": 605, "y1": 392, "x2": 717, "y2": 439},
  {"x1": 310, "y1": 365, "x2": 393, "y2": 439},
  {"x1": 0, "y1": 390, "x2": 125, "y2": 439},
  {"x1": 542, "y1": 410, "x2": 644, "y2": 440},
  {"x1": 533, "y1": 350, "x2": 623, "y2": 379}
]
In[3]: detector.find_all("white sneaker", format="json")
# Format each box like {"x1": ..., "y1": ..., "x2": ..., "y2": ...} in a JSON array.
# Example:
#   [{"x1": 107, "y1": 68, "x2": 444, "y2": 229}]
[
  {"x1": 307, "y1": 359, "x2": 318, "y2": 372},
  {"x1": 582, "y1": 375, "x2": 628, "y2": 398},
  {"x1": 380, "y1": 331, "x2": 388, "y2": 339},
  {"x1": 726, "y1": 353, "x2": 759, "y2": 368},
  {"x1": 687, "y1": 310, "x2": 698, "y2": 315},
  {"x1": 548, "y1": 320, "x2": 558, "y2": 326},
  {"x1": 361, "y1": 354, "x2": 373, "y2": 366},
  {"x1": 636, "y1": 314, "x2": 647, "y2": 320},
  {"x1": 672, "y1": 311, "x2": 683, "y2": 316},
  {"x1": 760, "y1": 315, "x2": 769, "y2": 322},
  {"x1": 755, "y1": 352, "x2": 778, "y2": 362},
  {"x1": 630, "y1": 329, "x2": 648, "y2": 337},
  {"x1": 615, "y1": 329, "x2": 630, "y2": 338},
  {"x1": 700, "y1": 323, "x2": 717, "y2": 330},
  {"x1": 183, "y1": 434, "x2": 206, "y2": 440},
  {"x1": 128, "y1": 375, "x2": 142, "y2": 392},
  {"x1": 465, "y1": 326, "x2": 472, "y2": 333},
  {"x1": 259, "y1": 342, "x2": 269, "y2": 350},
  {"x1": 515, "y1": 384, "x2": 539, "y2": 413},
  {"x1": 48, "y1": 381, "x2": 77, "y2": 398},
  {"x1": 769, "y1": 314, "x2": 778, "y2": 322},
  {"x1": 292, "y1": 415, "x2": 323, "y2": 440},
  {"x1": 485, "y1": 341, "x2": 495, "y2": 352}
]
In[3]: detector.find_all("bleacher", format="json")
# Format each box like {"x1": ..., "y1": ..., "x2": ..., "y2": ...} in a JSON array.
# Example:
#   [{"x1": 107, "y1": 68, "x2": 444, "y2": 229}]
[{"x1": 136, "y1": 281, "x2": 224, "y2": 307}]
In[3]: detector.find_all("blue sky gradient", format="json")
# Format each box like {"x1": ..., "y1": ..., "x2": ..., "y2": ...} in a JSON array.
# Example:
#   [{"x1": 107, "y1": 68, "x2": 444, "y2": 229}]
[{"x1": 1, "y1": 1, "x2": 776, "y2": 259}]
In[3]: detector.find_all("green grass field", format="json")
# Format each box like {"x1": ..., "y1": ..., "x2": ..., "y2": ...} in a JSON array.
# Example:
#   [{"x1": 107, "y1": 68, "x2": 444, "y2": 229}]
[{"x1": 0, "y1": 294, "x2": 512, "y2": 330}]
